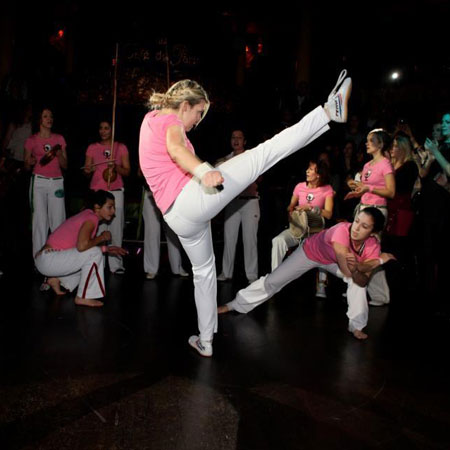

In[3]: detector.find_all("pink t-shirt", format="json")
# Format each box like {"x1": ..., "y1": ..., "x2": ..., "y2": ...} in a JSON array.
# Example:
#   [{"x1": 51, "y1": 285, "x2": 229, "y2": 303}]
[
  {"x1": 360, "y1": 158, "x2": 394, "y2": 206},
  {"x1": 47, "y1": 209, "x2": 99, "y2": 250},
  {"x1": 303, "y1": 222, "x2": 380, "y2": 265},
  {"x1": 139, "y1": 111, "x2": 194, "y2": 214},
  {"x1": 25, "y1": 133, "x2": 67, "y2": 177},
  {"x1": 86, "y1": 142, "x2": 128, "y2": 191},
  {"x1": 293, "y1": 183, "x2": 334, "y2": 208}
]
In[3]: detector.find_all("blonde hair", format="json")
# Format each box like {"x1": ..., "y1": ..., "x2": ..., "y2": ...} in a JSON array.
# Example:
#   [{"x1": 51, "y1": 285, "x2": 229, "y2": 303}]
[
  {"x1": 394, "y1": 132, "x2": 413, "y2": 162},
  {"x1": 148, "y1": 79, "x2": 210, "y2": 124}
]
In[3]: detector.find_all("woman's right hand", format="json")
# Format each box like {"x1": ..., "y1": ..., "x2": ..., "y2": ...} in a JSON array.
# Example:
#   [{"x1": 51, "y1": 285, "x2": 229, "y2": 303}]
[
  {"x1": 202, "y1": 170, "x2": 224, "y2": 188},
  {"x1": 100, "y1": 231, "x2": 112, "y2": 243}
]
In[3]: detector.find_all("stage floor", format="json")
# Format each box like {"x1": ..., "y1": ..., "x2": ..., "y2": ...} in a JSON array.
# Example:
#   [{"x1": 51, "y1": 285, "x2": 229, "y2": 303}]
[{"x1": 1, "y1": 252, "x2": 449, "y2": 450}]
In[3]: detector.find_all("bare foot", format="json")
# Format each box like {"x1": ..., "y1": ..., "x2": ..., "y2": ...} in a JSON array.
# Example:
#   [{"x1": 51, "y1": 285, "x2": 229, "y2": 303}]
[
  {"x1": 74, "y1": 296, "x2": 104, "y2": 307},
  {"x1": 47, "y1": 277, "x2": 65, "y2": 295},
  {"x1": 217, "y1": 305, "x2": 230, "y2": 314},
  {"x1": 352, "y1": 329, "x2": 368, "y2": 340}
]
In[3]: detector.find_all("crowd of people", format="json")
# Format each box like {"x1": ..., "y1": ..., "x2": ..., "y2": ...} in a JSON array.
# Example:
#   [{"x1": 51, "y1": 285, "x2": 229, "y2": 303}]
[{"x1": 1, "y1": 71, "x2": 449, "y2": 356}]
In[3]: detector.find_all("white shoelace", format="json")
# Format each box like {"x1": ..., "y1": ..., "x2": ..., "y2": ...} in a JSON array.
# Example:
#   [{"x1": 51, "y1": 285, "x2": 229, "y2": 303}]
[{"x1": 328, "y1": 69, "x2": 348, "y2": 98}]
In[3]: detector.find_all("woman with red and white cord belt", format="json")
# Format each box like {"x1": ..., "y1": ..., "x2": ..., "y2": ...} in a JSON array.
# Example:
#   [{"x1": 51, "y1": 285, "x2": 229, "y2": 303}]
[{"x1": 35, "y1": 190, "x2": 127, "y2": 307}]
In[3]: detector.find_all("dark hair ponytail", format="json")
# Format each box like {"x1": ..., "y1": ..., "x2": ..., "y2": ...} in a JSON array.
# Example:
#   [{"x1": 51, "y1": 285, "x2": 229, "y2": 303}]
[
  {"x1": 85, "y1": 189, "x2": 114, "y2": 210},
  {"x1": 368, "y1": 129, "x2": 392, "y2": 153}
]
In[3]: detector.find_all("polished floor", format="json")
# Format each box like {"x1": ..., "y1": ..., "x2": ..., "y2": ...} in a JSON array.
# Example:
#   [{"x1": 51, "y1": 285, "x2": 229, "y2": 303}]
[{"x1": 1, "y1": 244, "x2": 450, "y2": 450}]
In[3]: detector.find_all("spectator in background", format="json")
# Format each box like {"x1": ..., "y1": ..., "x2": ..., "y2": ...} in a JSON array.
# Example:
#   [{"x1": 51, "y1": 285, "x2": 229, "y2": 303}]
[
  {"x1": 384, "y1": 132, "x2": 418, "y2": 276},
  {"x1": 84, "y1": 120, "x2": 130, "y2": 275},
  {"x1": 217, "y1": 130, "x2": 260, "y2": 284}
]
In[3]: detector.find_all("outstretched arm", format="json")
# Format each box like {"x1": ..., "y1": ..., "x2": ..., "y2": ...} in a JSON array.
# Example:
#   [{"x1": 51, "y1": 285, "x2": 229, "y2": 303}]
[{"x1": 425, "y1": 138, "x2": 450, "y2": 177}]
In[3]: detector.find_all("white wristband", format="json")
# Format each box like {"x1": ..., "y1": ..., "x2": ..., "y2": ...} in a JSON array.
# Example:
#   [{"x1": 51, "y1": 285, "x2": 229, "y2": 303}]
[
  {"x1": 193, "y1": 162, "x2": 214, "y2": 181},
  {"x1": 379, "y1": 257, "x2": 384, "y2": 265}
]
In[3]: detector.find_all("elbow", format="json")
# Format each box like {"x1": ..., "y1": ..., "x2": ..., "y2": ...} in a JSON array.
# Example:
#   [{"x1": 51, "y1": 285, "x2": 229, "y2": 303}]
[
  {"x1": 387, "y1": 191, "x2": 395, "y2": 200},
  {"x1": 322, "y1": 211, "x2": 333, "y2": 220},
  {"x1": 76, "y1": 243, "x2": 87, "y2": 252}
]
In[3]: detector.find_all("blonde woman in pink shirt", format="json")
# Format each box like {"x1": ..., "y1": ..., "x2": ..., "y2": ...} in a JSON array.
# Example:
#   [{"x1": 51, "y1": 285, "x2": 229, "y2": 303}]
[
  {"x1": 24, "y1": 107, "x2": 68, "y2": 258},
  {"x1": 139, "y1": 73, "x2": 352, "y2": 356},
  {"x1": 35, "y1": 190, "x2": 127, "y2": 307},
  {"x1": 84, "y1": 120, "x2": 131, "y2": 275}
]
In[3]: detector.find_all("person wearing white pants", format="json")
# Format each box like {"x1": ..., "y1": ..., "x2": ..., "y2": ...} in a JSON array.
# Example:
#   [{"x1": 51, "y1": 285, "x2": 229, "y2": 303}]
[
  {"x1": 140, "y1": 73, "x2": 352, "y2": 356},
  {"x1": 34, "y1": 190, "x2": 127, "y2": 307},
  {"x1": 217, "y1": 130, "x2": 260, "y2": 283},
  {"x1": 84, "y1": 120, "x2": 131, "y2": 274},
  {"x1": 24, "y1": 107, "x2": 68, "y2": 258},
  {"x1": 219, "y1": 208, "x2": 396, "y2": 340},
  {"x1": 142, "y1": 187, "x2": 187, "y2": 278}
]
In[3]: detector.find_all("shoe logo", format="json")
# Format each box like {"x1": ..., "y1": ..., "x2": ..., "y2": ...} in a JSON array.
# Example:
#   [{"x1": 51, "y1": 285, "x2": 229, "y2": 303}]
[
  {"x1": 197, "y1": 341, "x2": 205, "y2": 351},
  {"x1": 335, "y1": 94, "x2": 342, "y2": 118}
]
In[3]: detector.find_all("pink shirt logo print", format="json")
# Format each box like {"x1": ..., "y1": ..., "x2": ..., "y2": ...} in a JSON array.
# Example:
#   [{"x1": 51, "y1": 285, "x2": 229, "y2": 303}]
[
  {"x1": 306, "y1": 193, "x2": 315, "y2": 203},
  {"x1": 364, "y1": 170, "x2": 372, "y2": 180}
]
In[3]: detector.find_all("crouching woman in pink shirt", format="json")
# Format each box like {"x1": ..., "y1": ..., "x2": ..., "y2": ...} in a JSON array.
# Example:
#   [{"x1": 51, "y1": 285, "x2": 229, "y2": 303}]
[
  {"x1": 35, "y1": 190, "x2": 127, "y2": 307},
  {"x1": 139, "y1": 73, "x2": 351, "y2": 356},
  {"x1": 219, "y1": 208, "x2": 395, "y2": 340}
]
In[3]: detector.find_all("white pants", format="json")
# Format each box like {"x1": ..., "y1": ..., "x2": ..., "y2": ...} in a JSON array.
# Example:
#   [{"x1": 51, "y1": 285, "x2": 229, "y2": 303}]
[
  {"x1": 221, "y1": 197, "x2": 260, "y2": 281},
  {"x1": 271, "y1": 228, "x2": 301, "y2": 271},
  {"x1": 30, "y1": 175, "x2": 66, "y2": 257},
  {"x1": 142, "y1": 190, "x2": 184, "y2": 274},
  {"x1": 35, "y1": 247, "x2": 105, "y2": 299},
  {"x1": 227, "y1": 246, "x2": 369, "y2": 332},
  {"x1": 163, "y1": 106, "x2": 330, "y2": 341},
  {"x1": 98, "y1": 189, "x2": 124, "y2": 272}
]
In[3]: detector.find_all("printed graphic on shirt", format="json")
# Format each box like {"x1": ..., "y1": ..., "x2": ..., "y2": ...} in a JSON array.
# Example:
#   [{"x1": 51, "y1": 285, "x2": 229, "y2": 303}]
[
  {"x1": 306, "y1": 193, "x2": 315, "y2": 203},
  {"x1": 44, "y1": 144, "x2": 52, "y2": 153},
  {"x1": 103, "y1": 148, "x2": 111, "y2": 158},
  {"x1": 364, "y1": 170, "x2": 372, "y2": 180}
]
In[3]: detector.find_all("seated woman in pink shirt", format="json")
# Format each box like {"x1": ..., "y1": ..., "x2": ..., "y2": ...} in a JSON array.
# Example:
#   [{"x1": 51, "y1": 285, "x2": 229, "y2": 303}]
[
  {"x1": 35, "y1": 190, "x2": 127, "y2": 307},
  {"x1": 219, "y1": 208, "x2": 395, "y2": 340},
  {"x1": 139, "y1": 73, "x2": 352, "y2": 356},
  {"x1": 271, "y1": 159, "x2": 334, "y2": 270},
  {"x1": 84, "y1": 120, "x2": 130, "y2": 275}
]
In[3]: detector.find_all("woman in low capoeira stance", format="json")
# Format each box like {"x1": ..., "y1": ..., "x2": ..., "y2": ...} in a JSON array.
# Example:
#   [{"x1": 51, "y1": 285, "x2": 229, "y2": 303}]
[
  {"x1": 35, "y1": 190, "x2": 127, "y2": 307},
  {"x1": 139, "y1": 71, "x2": 351, "y2": 356},
  {"x1": 219, "y1": 208, "x2": 396, "y2": 340}
]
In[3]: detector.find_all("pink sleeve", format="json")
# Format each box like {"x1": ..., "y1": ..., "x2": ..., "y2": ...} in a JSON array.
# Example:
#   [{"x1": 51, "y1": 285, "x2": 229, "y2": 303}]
[
  {"x1": 382, "y1": 159, "x2": 394, "y2": 175},
  {"x1": 293, "y1": 183, "x2": 302, "y2": 198},
  {"x1": 162, "y1": 115, "x2": 183, "y2": 135},
  {"x1": 330, "y1": 223, "x2": 350, "y2": 247},
  {"x1": 324, "y1": 185, "x2": 334, "y2": 198}
]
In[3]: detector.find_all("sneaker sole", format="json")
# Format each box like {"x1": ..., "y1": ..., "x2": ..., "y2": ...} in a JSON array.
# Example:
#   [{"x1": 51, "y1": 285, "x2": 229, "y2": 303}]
[{"x1": 339, "y1": 78, "x2": 352, "y2": 123}]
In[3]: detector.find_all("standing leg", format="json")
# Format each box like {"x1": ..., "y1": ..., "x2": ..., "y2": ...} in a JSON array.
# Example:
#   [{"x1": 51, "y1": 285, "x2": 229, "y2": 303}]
[
  {"x1": 175, "y1": 222, "x2": 217, "y2": 344},
  {"x1": 30, "y1": 176, "x2": 49, "y2": 257},
  {"x1": 47, "y1": 178, "x2": 66, "y2": 232},
  {"x1": 271, "y1": 229, "x2": 300, "y2": 271},
  {"x1": 143, "y1": 191, "x2": 161, "y2": 275},
  {"x1": 108, "y1": 189, "x2": 125, "y2": 272},
  {"x1": 220, "y1": 200, "x2": 242, "y2": 279},
  {"x1": 241, "y1": 198, "x2": 260, "y2": 282}
]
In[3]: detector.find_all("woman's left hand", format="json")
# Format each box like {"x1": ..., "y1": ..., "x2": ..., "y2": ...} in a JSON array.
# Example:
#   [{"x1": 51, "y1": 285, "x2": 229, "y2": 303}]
[{"x1": 202, "y1": 170, "x2": 224, "y2": 188}]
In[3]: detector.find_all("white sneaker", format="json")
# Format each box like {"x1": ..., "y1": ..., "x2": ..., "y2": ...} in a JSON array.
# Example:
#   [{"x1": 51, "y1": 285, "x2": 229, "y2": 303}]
[
  {"x1": 325, "y1": 70, "x2": 352, "y2": 123},
  {"x1": 188, "y1": 335, "x2": 213, "y2": 357},
  {"x1": 178, "y1": 268, "x2": 189, "y2": 277},
  {"x1": 316, "y1": 281, "x2": 327, "y2": 298},
  {"x1": 146, "y1": 272, "x2": 156, "y2": 280},
  {"x1": 217, "y1": 273, "x2": 231, "y2": 281}
]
